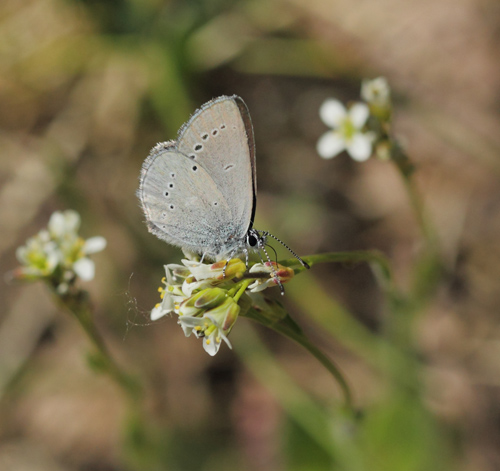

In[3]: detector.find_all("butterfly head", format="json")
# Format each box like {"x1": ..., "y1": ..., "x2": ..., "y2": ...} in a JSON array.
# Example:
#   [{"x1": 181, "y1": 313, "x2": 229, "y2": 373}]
[{"x1": 246, "y1": 228, "x2": 267, "y2": 251}]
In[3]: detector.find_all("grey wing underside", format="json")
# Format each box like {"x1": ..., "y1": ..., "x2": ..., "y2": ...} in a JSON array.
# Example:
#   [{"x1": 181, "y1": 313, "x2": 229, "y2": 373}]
[
  {"x1": 138, "y1": 144, "x2": 237, "y2": 256},
  {"x1": 177, "y1": 95, "x2": 256, "y2": 234}
]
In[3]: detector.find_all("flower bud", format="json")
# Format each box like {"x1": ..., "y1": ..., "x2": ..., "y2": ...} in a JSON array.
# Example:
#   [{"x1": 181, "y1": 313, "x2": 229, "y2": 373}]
[
  {"x1": 248, "y1": 262, "x2": 295, "y2": 292},
  {"x1": 205, "y1": 297, "x2": 240, "y2": 334},
  {"x1": 184, "y1": 258, "x2": 246, "y2": 281},
  {"x1": 178, "y1": 287, "x2": 227, "y2": 317}
]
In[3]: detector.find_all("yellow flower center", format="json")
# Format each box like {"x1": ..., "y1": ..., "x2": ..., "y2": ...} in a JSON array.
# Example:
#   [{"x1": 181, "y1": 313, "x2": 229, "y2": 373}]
[{"x1": 340, "y1": 117, "x2": 356, "y2": 141}]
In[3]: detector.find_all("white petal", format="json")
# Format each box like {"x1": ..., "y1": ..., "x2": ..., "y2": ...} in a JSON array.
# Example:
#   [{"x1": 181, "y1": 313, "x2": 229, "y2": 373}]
[
  {"x1": 165, "y1": 263, "x2": 188, "y2": 285},
  {"x1": 151, "y1": 305, "x2": 167, "y2": 321},
  {"x1": 178, "y1": 316, "x2": 204, "y2": 337},
  {"x1": 346, "y1": 133, "x2": 373, "y2": 162},
  {"x1": 83, "y1": 236, "x2": 107, "y2": 254},
  {"x1": 319, "y1": 99, "x2": 346, "y2": 128},
  {"x1": 16, "y1": 246, "x2": 28, "y2": 264},
  {"x1": 73, "y1": 257, "x2": 95, "y2": 281},
  {"x1": 38, "y1": 230, "x2": 50, "y2": 242},
  {"x1": 249, "y1": 281, "x2": 271, "y2": 293},
  {"x1": 46, "y1": 251, "x2": 61, "y2": 271},
  {"x1": 249, "y1": 263, "x2": 266, "y2": 273},
  {"x1": 203, "y1": 332, "x2": 221, "y2": 356},
  {"x1": 48, "y1": 212, "x2": 65, "y2": 237},
  {"x1": 182, "y1": 278, "x2": 213, "y2": 297},
  {"x1": 161, "y1": 292, "x2": 175, "y2": 311},
  {"x1": 63, "y1": 210, "x2": 81, "y2": 232},
  {"x1": 316, "y1": 132, "x2": 345, "y2": 159},
  {"x1": 182, "y1": 259, "x2": 217, "y2": 280},
  {"x1": 348, "y1": 103, "x2": 370, "y2": 128}
]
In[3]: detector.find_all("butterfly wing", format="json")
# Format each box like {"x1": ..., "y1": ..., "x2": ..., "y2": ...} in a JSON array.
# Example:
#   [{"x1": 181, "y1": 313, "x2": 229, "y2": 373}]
[
  {"x1": 139, "y1": 142, "x2": 238, "y2": 257},
  {"x1": 177, "y1": 95, "x2": 257, "y2": 239}
]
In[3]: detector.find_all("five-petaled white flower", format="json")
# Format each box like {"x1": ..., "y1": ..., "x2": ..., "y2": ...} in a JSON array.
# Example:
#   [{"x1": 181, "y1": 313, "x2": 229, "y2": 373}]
[{"x1": 317, "y1": 99, "x2": 374, "y2": 162}]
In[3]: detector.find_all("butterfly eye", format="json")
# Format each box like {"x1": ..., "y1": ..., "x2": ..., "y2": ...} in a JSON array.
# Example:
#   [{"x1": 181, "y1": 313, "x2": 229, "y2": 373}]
[
  {"x1": 248, "y1": 234, "x2": 258, "y2": 247},
  {"x1": 212, "y1": 129, "x2": 218, "y2": 136},
  {"x1": 192, "y1": 166, "x2": 198, "y2": 171},
  {"x1": 169, "y1": 183, "x2": 174, "y2": 189},
  {"x1": 201, "y1": 133, "x2": 209, "y2": 140},
  {"x1": 194, "y1": 144, "x2": 203, "y2": 152}
]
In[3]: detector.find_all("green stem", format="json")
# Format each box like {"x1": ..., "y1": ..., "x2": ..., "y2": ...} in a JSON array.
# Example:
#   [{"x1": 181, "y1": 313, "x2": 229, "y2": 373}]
[
  {"x1": 391, "y1": 141, "x2": 439, "y2": 255},
  {"x1": 233, "y1": 279, "x2": 252, "y2": 303},
  {"x1": 242, "y1": 299, "x2": 353, "y2": 409},
  {"x1": 281, "y1": 250, "x2": 398, "y2": 299},
  {"x1": 48, "y1": 282, "x2": 167, "y2": 470},
  {"x1": 269, "y1": 315, "x2": 353, "y2": 409},
  {"x1": 232, "y1": 324, "x2": 352, "y2": 460},
  {"x1": 49, "y1": 285, "x2": 142, "y2": 403}
]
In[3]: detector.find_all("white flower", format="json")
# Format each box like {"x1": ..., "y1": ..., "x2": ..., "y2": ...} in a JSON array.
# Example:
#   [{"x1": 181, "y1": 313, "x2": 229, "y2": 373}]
[
  {"x1": 178, "y1": 314, "x2": 232, "y2": 356},
  {"x1": 151, "y1": 285, "x2": 185, "y2": 320},
  {"x1": 361, "y1": 77, "x2": 390, "y2": 107},
  {"x1": 69, "y1": 236, "x2": 107, "y2": 281},
  {"x1": 149, "y1": 257, "x2": 297, "y2": 355},
  {"x1": 181, "y1": 259, "x2": 216, "y2": 280},
  {"x1": 15, "y1": 235, "x2": 60, "y2": 277},
  {"x1": 317, "y1": 99, "x2": 374, "y2": 162},
  {"x1": 247, "y1": 262, "x2": 294, "y2": 293},
  {"x1": 73, "y1": 257, "x2": 95, "y2": 281},
  {"x1": 83, "y1": 237, "x2": 107, "y2": 254},
  {"x1": 150, "y1": 265, "x2": 191, "y2": 320},
  {"x1": 48, "y1": 210, "x2": 81, "y2": 240},
  {"x1": 14, "y1": 210, "x2": 106, "y2": 285},
  {"x1": 181, "y1": 258, "x2": 246, "y2": 281},
  {"x1": 178, "y1": 297, "x2": 240, "y2": 356}
]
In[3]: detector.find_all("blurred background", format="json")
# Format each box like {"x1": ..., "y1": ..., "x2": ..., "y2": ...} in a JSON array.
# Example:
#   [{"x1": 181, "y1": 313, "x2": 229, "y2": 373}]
[{"x1": 1, "y1": 0, "x2": 500, "y2": 470}]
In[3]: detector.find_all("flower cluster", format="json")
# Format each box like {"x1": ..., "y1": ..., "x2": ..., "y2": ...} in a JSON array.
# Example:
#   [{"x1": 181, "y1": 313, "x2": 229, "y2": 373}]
[
  {"x1": 317, "y1": 77, "x2": 392, "y2": 162},
  {"x1": 150, "y1": 258, "x2": 294, "y2": 356},
  {"x1": 14, "y1": 210, "x2": 106, "y2": 292}
]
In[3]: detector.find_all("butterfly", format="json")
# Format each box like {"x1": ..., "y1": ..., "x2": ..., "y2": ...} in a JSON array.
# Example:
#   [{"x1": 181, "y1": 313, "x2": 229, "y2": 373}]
[{"x1": 138, "y1": 95, "x2": 309, "y2": 292}]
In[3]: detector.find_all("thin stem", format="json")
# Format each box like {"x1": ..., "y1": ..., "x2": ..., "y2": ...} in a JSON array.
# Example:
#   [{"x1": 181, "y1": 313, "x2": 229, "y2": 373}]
[
  {"x1": 391, "y1": 141, "x2": 439, "y2": 254},
  {"x1": 269, "y1": 316, "x2": 353, "y2": 409},
  {"x1": 242, "y1": 300, "x2": 353, "y2": 409},
  {"x1": 46, "y1": 283, "x2": 165, "y2": 470},
  {"x1": 281, "y1": 250, "x2": 398, "y2": 300},
  {"x1": 233, "y1": 279, "x2": 252, "y2": 303},
  {"x1": 49, "y1": 285, "x2": 142, "y2": 403}
]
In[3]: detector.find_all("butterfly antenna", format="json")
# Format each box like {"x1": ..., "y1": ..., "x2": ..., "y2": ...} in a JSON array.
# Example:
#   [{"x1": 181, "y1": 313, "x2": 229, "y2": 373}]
[
  {"x1": 266, "y1": 242, "x2": 280, "y2": 265},
  {"x1": 259, "y1": 243, "x2": 285, "y2": 296},
  {"x1": 261, "y1": 231, "x2": 310, "y2": 269}
]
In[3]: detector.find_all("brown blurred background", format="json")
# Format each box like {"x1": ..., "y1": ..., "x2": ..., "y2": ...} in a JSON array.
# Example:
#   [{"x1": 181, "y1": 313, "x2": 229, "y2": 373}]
[{"x1": 1, "y1": 0, "x2": 500, "y2": 470}]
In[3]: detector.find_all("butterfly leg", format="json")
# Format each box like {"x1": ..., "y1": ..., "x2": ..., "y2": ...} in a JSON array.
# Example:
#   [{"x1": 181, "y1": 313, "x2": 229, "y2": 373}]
[
  {"x1": 222, "y1": 248, "x2": 238, "y2": 279},
  {"x1": 257, "y1": 244, "x2": 285, "y2": 295},
  {"x1": 243, "y1": 247, "x2": 249, "y2": 268}
]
